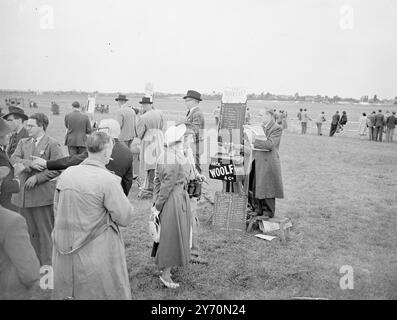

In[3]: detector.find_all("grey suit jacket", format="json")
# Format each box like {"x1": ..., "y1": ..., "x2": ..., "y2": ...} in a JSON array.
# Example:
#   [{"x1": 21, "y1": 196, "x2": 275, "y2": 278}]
[
  {"x1": 10, "y1": 135, "x2": 64, "y2": 208},
  {"x1": 184, "y1": 107, "x2": 205, "y2": 142}
]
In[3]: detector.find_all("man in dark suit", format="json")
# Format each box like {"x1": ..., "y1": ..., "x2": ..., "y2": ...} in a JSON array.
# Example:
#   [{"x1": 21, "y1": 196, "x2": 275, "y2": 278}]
[
  {"x1": 31, "y1": 120, "x2": 134, "y2": 196},
  {"x1": 182, "y1": 90, "x2": 205, "y2": 173},
  {"x1": 64, "y1": 101, "x2": 92, "y2": 155},
  {"x1": 374, "y1": 109, "x2": 386, "y2": 142},
  {"x1": 0, "y1": 118, "x2": 21, "y2": 211},
  {"x1": 329, "y1": 111, "x2": 340, "y2": 137},
  {"x1": 2, "y1": 106, "x2": 29, "y2": 157}
]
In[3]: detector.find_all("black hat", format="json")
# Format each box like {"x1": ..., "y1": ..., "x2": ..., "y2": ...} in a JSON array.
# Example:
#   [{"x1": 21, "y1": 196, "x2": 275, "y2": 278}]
[
  {"x1": 115, "y1": 94, "x2": 128, "y2": 102},
  {"x1": 139, "y1": 97, "x2": 153, "y2": 104},
  {"x1": 2, "y1": 106, "x2": 28, "y2": 121},
  {"x1": 183, "y1": 90, "x2": 202, "y2": 102},
  {"x1": 72, "y1": 101, "x2": 80, "y2": 108}
]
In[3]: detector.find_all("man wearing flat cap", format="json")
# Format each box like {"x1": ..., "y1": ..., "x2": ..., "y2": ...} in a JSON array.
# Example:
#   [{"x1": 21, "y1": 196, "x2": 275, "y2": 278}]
[
  {"x1": 2, "y1": 106, "x2": 29, "y2": 157},
  {"x1": 182, "y1": 90, "x2": 205, "y2": 174},
  {"x1": 249, "y1": 108, "x2": 284, "y2": 218},
  {"x1": 115, "y1": 94, "x2": 137, "y2": 148},
  {"x1": 64, "y1": 101, "x2": 92, "y2": 156}
]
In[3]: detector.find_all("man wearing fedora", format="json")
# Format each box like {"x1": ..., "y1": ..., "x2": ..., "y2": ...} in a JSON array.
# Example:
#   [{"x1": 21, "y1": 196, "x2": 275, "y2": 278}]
[
  {"x1": 115, "y1": 94, "x2": 137, "y2": 148},
  {"x1": 182, "y1": 90, "x2": 205, "y2": 174},
  {"x1": 136, "y1": 97, "x2": 164, "y2": 199},
  {"x1": 2, "y1": 106, "x2": 29, "y2": 157},
  {"x1": 64, "y1": 101, "x2": 92, "y2": 156}
]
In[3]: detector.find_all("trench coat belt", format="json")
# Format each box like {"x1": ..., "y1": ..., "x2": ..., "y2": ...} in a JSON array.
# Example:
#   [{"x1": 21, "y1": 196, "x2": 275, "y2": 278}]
[{"x1": 53, "y1": 214, "x2": 116, "y2": 255}]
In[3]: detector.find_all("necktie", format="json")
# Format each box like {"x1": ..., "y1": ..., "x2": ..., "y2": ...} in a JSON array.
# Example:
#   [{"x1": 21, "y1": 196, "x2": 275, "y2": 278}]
[{"x1": 32, "y1": 138, "x2": 37, "y2": 155}]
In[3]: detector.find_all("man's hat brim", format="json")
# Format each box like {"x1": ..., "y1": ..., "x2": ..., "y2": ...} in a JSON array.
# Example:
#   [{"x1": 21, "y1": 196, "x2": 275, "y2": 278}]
[
  {"x1": 2, "y1": 112, "x2": 29, "y2": 121},
  {"x1": 183, "y1": 95, "x2": 202, "y2": 101},
  {"x1": 115, "y1": 98, "x2": 128, "y2": 102}
]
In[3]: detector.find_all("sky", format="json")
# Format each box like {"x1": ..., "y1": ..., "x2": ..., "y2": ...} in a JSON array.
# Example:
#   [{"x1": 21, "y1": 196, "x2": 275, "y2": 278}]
[{"x1": 0, "y1": 0, "x2": 396, "y2": 98}]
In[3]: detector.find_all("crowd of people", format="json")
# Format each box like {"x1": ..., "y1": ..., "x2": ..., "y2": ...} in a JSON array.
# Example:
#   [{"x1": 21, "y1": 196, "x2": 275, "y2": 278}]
[
  {"x1": 0, "y1": 90, "x2": 211, "y2": 298},
  {"x1": 0, "y1": 89, "x2": 287, "y2": 299},
  {"x1": 293, "y1": 108, "x2": 397, "y2": 142}
]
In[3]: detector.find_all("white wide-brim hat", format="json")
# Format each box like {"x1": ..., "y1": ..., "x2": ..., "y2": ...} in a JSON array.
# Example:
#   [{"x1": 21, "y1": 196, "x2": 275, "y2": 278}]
[{"x1": 164, "y1": 124, "x2": 186, "y2": 145}]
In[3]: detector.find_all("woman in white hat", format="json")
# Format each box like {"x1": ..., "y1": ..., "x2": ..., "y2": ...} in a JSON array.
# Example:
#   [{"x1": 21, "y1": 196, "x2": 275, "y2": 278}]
[{"x1": 151, "y1": 124, "x2": 192, "y2": 289}]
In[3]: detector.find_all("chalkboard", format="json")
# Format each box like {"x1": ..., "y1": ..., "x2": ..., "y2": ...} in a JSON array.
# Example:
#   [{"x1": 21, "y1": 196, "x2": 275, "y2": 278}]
[
  {"x1": 213, "y1": 191, "x2": 247, "y2": 232},
  {"x1": 219, "y1": 103, "x2": 246, "y2": 145}
]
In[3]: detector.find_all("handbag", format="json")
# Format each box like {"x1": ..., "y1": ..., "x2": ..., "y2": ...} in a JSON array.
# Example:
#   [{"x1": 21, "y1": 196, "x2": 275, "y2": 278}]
[{"x1": 148, "y1": 214, "x2": 161, "y2": 243}]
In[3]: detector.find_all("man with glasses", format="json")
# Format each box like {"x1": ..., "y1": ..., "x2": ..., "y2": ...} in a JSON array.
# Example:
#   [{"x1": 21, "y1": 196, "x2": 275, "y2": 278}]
[
  {"x1": 10, "y1": 113, "x2": 63, "y2": 266},
  {"x1": 2, "y1": 106, "x2": 29, "y2": 157}
]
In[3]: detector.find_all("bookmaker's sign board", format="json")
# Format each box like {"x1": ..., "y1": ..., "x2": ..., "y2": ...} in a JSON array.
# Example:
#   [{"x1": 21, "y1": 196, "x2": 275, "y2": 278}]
[{"x1": 213, "y1": 191, "x2": 247, "y2": 232}]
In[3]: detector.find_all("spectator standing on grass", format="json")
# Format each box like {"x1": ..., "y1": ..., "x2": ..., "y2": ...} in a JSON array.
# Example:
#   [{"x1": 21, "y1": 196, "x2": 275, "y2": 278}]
[
  {"x1": 297, "y1": 108, "x2": 303, "y2": 128},
  {"x1": 0, "y1": 166, "x2": 40, "y2": 300},
  {"x1": 358, "y1": 113, "x2": 367, "y2": 136},
  {"x1": 52, "y1": 132, "x2": 134, "y2": 300},
  {"x1": 2, "y1": 106, "x2": 29, "y2": 157},
  {"x1": 337, "y1": 111, "x2": 348, "y2": 132},
  {"x1": 136, "y1": 97, "x2": 165, "y2": 200},
  {"x1": 10, "y1": 113, "x2": 63, "y2": 266},
  {"x1": 329, "y1": 111, "x2": 340, "y2": 137},
  {"x1": 181, "y1": 90, "x2": 205, "y2": 174},
  {"x1": 301, "y1": 109, "x2": 311, "y2": 134},
  {"x1": 151, "y1": 125, "x2": 192, "y2": 289},
  {"x1": 248, "y1": 108, "x2": 284, "y2": 218},
  {"x1": 374, "y1": 109, "x2": 386, "y2": 142},
  {"x1": 115, "y1": 94, "x2": 137, "y2": 148},
  {"x1": 64, "y1": 101, "x2": 92, "y2": 156},
  {"x1": 183, "y1": 128, "x2": 207, "y2": 265},
  {"x1": 366, "y1": 111, "x2": 376, "y2": 141},
  {"x1": 385, "y1": 111, "x2": 397, "y2": 143},
  {"x1": 315, "y1": 111, "x2": 326, "y2": 136},
  {"x1": 281, "y1": 110, "x2": 288, "y2": 130}
]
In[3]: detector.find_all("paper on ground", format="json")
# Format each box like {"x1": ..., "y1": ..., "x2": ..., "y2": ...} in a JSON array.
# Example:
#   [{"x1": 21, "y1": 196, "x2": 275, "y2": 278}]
[{"x1": 255, "y1": 234, "x2": 277, "y2": 241}]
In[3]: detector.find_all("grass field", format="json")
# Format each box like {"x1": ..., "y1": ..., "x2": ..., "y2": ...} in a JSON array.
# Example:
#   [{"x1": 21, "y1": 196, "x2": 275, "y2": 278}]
[{"x1": 5, "y1": 94, "x2": 396, "y2": 300}]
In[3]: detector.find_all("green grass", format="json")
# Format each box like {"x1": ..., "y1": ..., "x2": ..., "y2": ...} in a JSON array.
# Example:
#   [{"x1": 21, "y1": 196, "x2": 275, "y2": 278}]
[{"x1": 9, "y1": 94, "x2": 396, "y2": 300}]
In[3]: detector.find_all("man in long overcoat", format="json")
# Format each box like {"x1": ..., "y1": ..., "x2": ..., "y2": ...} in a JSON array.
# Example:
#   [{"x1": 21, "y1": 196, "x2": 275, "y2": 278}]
[
  {"x1": 136, "y1": 97, "x2": 164, "y2": 199},
  {"x1": 249, "y1": 108, "x2": 284, "y2": 218},
  {"x1": 52, "y1": 132, "x2": 134, "y2": 299}
]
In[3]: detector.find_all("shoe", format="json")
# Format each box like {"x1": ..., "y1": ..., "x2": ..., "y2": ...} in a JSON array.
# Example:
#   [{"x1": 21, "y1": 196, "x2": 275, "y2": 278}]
[
  {"x1": 159, "y1": 276, "x2": 179, "y2": 289},
  {"x1": 190, "y1": 256, "x2": 208, "y2": 265}
]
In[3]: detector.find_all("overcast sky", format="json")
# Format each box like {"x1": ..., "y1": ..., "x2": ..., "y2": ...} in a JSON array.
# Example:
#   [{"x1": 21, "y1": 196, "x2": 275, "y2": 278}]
[{"x1": 0, "y1": 0, "x2": 396, "y2": 98}]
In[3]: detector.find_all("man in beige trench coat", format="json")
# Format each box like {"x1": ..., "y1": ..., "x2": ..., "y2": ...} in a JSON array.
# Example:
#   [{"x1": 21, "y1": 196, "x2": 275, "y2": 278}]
[{"x1": 136, "y1": 97, "x2": 164, "y2": 199}]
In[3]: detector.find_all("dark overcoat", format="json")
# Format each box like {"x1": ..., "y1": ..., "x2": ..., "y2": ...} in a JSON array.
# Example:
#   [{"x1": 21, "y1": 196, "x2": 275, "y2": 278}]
[{"x1": 252, "y1": 120, "x2": 284, "y2": 199}]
